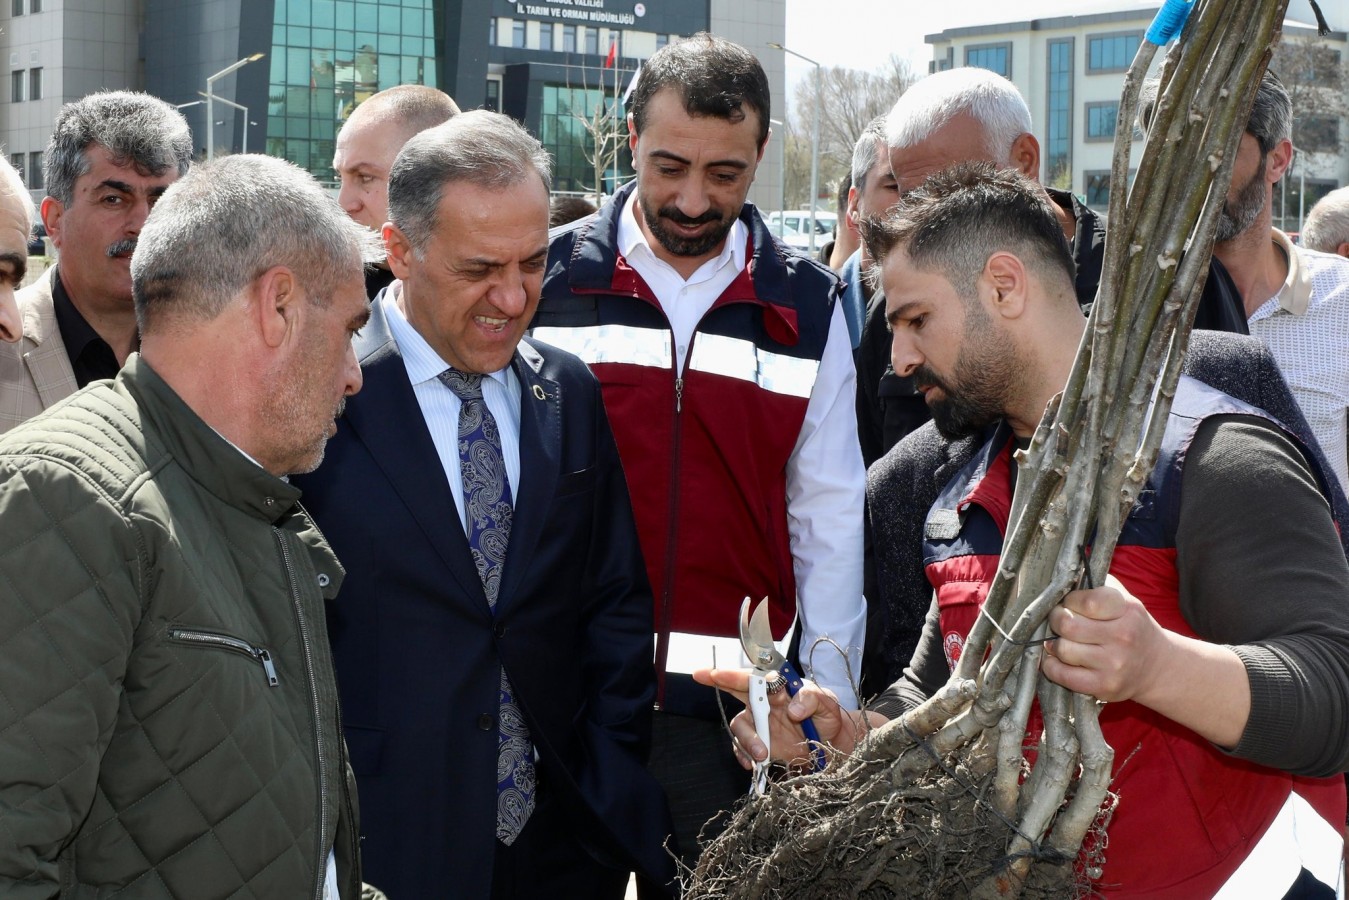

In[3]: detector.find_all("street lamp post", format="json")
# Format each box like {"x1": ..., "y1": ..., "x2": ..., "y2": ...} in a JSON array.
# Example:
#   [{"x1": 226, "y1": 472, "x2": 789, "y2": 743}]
[
  {"x1": 201, "y1": 91, "x2": 252, "y2": 154},
  {"x1": 769, "y1": 42, "x2": 822, "y2": 253},
  {"x1": 769, "y1": 117, "x2": 786, "y2": 238},
  {"x1": 206, "y1": 53, "x2": 264, "y2": 161}
]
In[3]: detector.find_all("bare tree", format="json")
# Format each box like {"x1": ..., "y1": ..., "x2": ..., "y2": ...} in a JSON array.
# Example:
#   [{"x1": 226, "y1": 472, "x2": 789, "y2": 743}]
[
  {"x1": 1272, "y1": 36, "x2": 1349, "y2": 155},
  {"x1": 786, "y1": 54, "x2": 919, "y2": 204},
  {"x1": 1268, "y1": 36, "x2": 1347, "y2": 229}
]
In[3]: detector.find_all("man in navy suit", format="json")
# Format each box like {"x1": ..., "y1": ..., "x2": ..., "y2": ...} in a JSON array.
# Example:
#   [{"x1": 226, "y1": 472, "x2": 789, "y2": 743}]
[{"x1": 294, "y1": 110, "x2": 674, "y2": 899}]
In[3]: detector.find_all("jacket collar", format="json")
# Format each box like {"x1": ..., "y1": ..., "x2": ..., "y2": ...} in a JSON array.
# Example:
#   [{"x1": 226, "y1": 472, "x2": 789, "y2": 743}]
[
  {"x1": 926, "y1": 421, "x2": 1016, "y2": 540},
  {"x1": 564, "y1": 181, "x2": 803, "y2": 343},
  {"x1": 118, "y1": 354, "x2": 302, "y2": 524},
  {"x1": 345, "y1": 293, "x2": 562, "y2": 613}
]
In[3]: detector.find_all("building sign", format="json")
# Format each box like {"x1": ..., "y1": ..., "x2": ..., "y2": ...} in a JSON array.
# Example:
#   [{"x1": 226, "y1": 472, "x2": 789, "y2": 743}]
[
  {"x1": 494, "y1": 0, "x2": 692, "y2": 35},
  {"x1": 518, "y1": 1, "x2": 639, "y2": 25},
  {"x1": 515, "y1": 1, "x2": 637, "y2": 27}
]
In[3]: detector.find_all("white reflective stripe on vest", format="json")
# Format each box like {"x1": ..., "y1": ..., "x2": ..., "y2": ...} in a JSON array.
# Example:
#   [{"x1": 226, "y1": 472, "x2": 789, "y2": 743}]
[
  {"x1": 686, "y1": 333, "x2": 820, "y2": 399},
  {"x1": 1212, "y1": 791, "x2": 1344, "y2": 899},
  {"x1": 531, "y1": 324, "x2": 672, "y2": 369},
  {"x1": 662, "y1": 631, "x2": 792, "y2": 676}
]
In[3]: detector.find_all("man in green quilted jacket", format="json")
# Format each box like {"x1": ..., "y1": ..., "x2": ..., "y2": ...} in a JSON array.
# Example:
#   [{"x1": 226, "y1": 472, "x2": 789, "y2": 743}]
[{"x1": 0, "y1": 153, "x2": 384, "y2": 899}]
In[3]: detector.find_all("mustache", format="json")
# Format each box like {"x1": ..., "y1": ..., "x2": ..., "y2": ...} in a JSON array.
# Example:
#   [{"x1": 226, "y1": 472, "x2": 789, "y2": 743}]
[
  {"x1": 658, "y1": 206, "x2": 721, "y2": 227},
  {"x1": 106, "y1": 238, "x2": 137, "y2": 258},
  {"x1": 911, "y1": 364, "x2": 949, "y2": 395}
]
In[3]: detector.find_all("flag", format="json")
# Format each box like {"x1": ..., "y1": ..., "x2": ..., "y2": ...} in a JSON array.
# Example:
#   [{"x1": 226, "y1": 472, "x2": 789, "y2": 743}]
[
  {"x1": 621, "y1": 61, "x2": 642, "y2": 106},
  {"x1": 603, "y1": 39, "x2": 617, "y2": 68}
]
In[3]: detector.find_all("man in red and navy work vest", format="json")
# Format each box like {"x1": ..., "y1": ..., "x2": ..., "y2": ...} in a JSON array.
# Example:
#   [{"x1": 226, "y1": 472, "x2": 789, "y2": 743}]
[
  {"x1": 699, "y1": 163, "x2": 1349, "y2": 898},
  {"x1": 533, "y1": 33, "x2": 867, "y2": 884}
]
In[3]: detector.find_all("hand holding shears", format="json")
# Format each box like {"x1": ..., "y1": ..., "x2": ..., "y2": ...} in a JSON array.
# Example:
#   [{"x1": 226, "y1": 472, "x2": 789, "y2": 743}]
[{"x1": 737, "y1": 597, "x2": 828, "y2": 794}]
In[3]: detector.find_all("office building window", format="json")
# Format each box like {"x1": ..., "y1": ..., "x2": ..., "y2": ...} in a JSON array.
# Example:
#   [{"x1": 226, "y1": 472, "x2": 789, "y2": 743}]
[
  {"x1": 485, "y1": 78, "x2": 500, "y2": 113},
  {"x1": 488, "y1": 18, "x2": 496, "y2": 45},
  {"x1": 584, "y1": 26, "x2": 598, "y2": 55},
  {"x1": 965, "y1": 42, "x2": 1011, "y2": 78},
  {"x1": 8, "y1": 155, "x2": 23, "y2": 184},
  {"x1": 10, "y1": 0, "x2": 22, "y2": 16},
  {"x1": 269, "y1": 0, "x2": 439, "y2": 183},
  {"x1": 511, "y1": 21, "x2": 525, "y2": 48},
  {"x1": 1045, "y1": 38, "x2": 1072, "y2": 188},
  {"x1": 563, "y1": 24, "x2": 576, "y2": 53},
  {"x1": 656, "y1": 33, "x2": 670, "y2": 49},
  {"x1": 541, "y1": 84, "x2": 632, "y2": 193},
  {"x1": 11, "y1": 71, "x2": 24, "y2": 103},
  {"x1": 539, "y1": 23, "x2": 553, "y2": 52},
  {"x1": 29, "y1": 0, "x2": 38, "y2": 11},
  {"x1": 28, "y1": 68, "x2": 41, "y2": 101},
  {"x1": 1085, "y1": 101, "x2": 1118, "y2": 142},
  {"x1": 1088, "y1": 32, "x2": 1142, "y2": 72},
  {"x1": 27, "y1": 151, "x2": 42, "y2": 189},
  {"x1": 1085, "y1": 171, "x2": 1112, "y2": 208}
]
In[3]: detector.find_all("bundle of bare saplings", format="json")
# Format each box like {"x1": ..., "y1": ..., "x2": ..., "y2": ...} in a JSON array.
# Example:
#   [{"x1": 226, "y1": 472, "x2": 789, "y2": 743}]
[{"x1": 685, "y1": 0, "x2": 1291, "y2": 896}]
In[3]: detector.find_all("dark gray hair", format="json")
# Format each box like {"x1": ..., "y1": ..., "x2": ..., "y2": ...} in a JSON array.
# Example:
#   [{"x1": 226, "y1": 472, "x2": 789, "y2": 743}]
[
  {"x1": 1245, "y1": 70, "x2": 1292, "y2": 153},
  {"x1": 860, "y1": 162, "x2": 1075, "y2": 299},
  {"x1": 1138, "y1": 69, "x2": 1290, "y2": 154},
  {"x1": 131, "y1": 154, "x2": 379, "y2": 333},
  {"x1": 885, "y1": 67, "x2": 1031, "y2": 162},
  {"x1": 851, "y1": 115, "x2": 890, "y2": 194},
  {"x1": 388, "y1": 109, "x2": 552, "y2": 256},
  {"x1": 1301, "y1": 185, "x2": 1349, "y2": 253},
  {"x1": 43, "y1": 91, "x2": 193, "y2": 205}
]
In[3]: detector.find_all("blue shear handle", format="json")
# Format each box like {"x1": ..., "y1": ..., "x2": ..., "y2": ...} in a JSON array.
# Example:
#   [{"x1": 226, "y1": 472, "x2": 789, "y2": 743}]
[{"x1": 778, "y1": 661, "x2": 828, "y2": 772}]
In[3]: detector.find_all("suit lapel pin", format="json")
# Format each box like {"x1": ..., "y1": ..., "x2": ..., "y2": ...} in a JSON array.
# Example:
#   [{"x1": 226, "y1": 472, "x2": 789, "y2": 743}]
[{"x1": 532, "y1": 384, "x2": 547, "y2": 401}]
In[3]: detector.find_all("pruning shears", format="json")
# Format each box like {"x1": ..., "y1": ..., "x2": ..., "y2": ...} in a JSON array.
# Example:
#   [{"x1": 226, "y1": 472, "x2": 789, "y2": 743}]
[{"x1": 738, "y1": 596, "x2": 827, "y2": 796}]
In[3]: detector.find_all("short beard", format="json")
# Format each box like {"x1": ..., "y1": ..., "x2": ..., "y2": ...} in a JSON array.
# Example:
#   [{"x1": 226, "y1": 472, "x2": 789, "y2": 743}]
[
  {"x1": 639, "y1": 195, "x2": 736, "y2": 258},
  {"x1": 914, "y1": 306, "x2": 1019, "y2": 441},
  {"x1": 1215, "y1": 155, "x2": 1267, "y2": 243}
]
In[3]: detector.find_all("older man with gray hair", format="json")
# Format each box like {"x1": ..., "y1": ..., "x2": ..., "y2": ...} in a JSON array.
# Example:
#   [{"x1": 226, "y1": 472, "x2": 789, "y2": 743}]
[
  {"x1": 294, "y1": 109, "x2": 673, "y2": 899},
  {"x1": 0, "y1": 91, "x2": 192, "y2": 434},
  {"x1": 0, "y1": 155, "x2": 36, "y2": 343},
  {"x1": 0, "y1": 153, "x2": 384, "y2": 898},
  {"x1": 1301, "y1": 186, "x2": 1349, "y2": 257}
]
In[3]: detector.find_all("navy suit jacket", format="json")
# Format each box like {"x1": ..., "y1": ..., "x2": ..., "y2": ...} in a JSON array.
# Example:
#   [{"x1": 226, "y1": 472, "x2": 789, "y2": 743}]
[{"x1": 295, "y1": 299, "x2": 675, "y2": 898}]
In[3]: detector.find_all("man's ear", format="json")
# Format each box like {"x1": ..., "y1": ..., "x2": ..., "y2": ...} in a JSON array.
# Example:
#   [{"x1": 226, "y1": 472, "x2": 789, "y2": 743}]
[
  {"x1": 845, "y1": 186, "x2": 862, "y2": 237},
  {"x1": 384, "y1": 223, "x2": 415, "y2": 281},
  {"x1": 1336, "y1": 240, "x2": 1349, "y2": 259},
  {"x1": 1266, "y1": 138, "x2": 1294, "y2": 183},
  {"x1": 253, "y1": 265, "x2": 300, "y2": 350},
  {"x1": 983, "y1": 251, "x2": 1030, "y2": 319},
  {"x1": 40, "y1": 197, "x2": 65, "y2": 249},
  {"x1": 628, "y1": 112, "x2": 639, "y2": 154},
  {"x1": 1009, "y1": 133, "x2": 1042, "y2": 181}
]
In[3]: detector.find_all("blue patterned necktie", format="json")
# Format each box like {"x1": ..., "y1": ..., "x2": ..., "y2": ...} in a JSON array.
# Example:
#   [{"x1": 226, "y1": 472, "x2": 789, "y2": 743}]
[{"x1": 438, "y1": 368, "x2": 536, "y2": 845}]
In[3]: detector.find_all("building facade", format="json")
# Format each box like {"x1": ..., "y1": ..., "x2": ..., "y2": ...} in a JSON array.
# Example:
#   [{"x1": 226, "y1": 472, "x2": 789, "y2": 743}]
[
  {"x1": 1, "y1": 0, "x2": 784, "y2": 210},
  {"x1": 926, "y1": 4, "x2": 1349, "y2": 232}
]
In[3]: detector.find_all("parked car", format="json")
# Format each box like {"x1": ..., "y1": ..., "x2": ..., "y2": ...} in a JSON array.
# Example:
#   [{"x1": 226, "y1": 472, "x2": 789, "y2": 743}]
[
  {"x1": 766, "y1": 221, "x2": 814, "y2": 253},
  {"x1": 766, "y1": 210, "x2": 837, "y2": 240}
]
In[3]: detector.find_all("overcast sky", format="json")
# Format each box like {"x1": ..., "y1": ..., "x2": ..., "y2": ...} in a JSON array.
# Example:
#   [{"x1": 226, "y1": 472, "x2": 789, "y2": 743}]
[{"x1": 778, "y1": 0, "x2": 1166, "y2": 99}]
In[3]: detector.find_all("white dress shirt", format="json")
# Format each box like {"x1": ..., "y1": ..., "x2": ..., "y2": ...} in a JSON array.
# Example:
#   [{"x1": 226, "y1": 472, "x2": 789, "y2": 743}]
[
  {"x1": 617, "y1": 197, "x2": 868, "y2": 708},
  {"x1": 1248, "y1": 231, "x2": 1349, "y2": 495},
  {"x1": 384, "y1": 285, "x2": 524, "y2": 526}
]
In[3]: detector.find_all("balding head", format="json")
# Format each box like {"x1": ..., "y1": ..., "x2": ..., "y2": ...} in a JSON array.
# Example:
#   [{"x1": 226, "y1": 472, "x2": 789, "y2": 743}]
[{"x1": 334, "y1": 86, "x2": 460, "y2": 231}]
